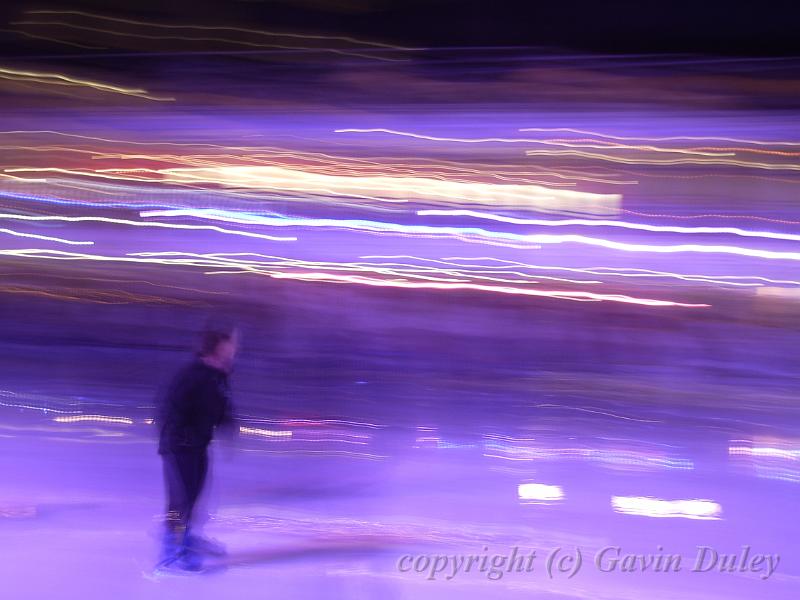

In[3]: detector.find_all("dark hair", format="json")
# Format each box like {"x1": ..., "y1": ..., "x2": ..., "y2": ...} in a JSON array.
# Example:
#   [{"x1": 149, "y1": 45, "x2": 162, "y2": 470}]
[{"x1": 199, "y1": 329, "x2": 234, "y2": 357}]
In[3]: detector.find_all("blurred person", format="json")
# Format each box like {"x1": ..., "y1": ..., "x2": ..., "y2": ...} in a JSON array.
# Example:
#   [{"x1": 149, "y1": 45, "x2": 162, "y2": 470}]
[{"x1": 155, "y1": 327, "x2": 239, "y2": 572}]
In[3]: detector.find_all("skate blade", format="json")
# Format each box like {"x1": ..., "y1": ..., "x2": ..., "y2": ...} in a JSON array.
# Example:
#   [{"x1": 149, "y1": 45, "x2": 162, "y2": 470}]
[{"x1": 146, "y1": 560, "x2": 207, "y2": 578}]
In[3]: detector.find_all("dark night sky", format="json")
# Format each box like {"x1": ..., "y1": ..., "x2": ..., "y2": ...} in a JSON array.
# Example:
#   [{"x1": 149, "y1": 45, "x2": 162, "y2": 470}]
[{"x1": 1, "y1": 0, "x2": 800, "y2": 56}]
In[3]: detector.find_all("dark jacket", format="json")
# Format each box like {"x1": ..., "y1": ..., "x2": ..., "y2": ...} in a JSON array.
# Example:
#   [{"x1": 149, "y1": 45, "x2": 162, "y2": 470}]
[{"x1": 157, "y1": 359, "x2": 235, "y2": 454}]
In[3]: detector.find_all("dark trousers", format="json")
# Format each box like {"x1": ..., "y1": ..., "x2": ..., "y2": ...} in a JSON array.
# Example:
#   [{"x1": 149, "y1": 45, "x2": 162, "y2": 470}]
[{"x1": 161, "y1": 449, "x2": 208, "y2": 535}]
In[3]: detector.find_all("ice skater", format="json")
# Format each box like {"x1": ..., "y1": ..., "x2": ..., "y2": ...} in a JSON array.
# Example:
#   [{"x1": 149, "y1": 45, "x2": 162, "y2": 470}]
[{"x1": 155, "y1": 326, "x2": 239, "y2": 572}]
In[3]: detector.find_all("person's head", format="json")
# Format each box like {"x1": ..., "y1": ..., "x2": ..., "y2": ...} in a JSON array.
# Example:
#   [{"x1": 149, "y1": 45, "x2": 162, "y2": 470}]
[{"x1": 199, "y1": 328, "x2": 239, "y2": 372}]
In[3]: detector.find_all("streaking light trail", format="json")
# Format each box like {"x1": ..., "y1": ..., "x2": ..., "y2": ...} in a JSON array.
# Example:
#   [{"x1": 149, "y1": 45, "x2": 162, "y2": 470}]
[
  {"x1": 269, "y1": 271, "x2": 708, "y2": 307},
  {"x1": 0, "y1": 66, "x2": 173, "y2": 101},
  {"x1": 141, "y1": 209, "x2": 800, "y2": 261},
  {"x1": 417, "y1": 209, "x2": 800, "y2": 243},
  {"x1": 611, "y1": 496, "x2": 722, "y2": 520}
]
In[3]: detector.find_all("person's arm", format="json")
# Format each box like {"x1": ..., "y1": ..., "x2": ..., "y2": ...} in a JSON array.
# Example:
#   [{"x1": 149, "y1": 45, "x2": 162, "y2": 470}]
[{"x1": 216, "y1": 379, "x2": 240, "y2": 444}]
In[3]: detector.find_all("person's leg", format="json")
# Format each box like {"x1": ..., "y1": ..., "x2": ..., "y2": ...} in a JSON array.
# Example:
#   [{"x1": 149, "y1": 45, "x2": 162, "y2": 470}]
[
  {"x1": 183, "y1": 450, "x2": 227, "y2": 557},
  {"x1": 184, "y1": 449, "x2": 208, "y2": 526},
  {"x1": 160, "y1": 452, "x2": 191, "y2": 564}
]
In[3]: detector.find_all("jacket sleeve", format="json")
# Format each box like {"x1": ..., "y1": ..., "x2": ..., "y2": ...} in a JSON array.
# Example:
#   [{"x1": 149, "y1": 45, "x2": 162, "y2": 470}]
[{"x1": 217, "y1": 383, "x2": 239, "y2": 442}]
